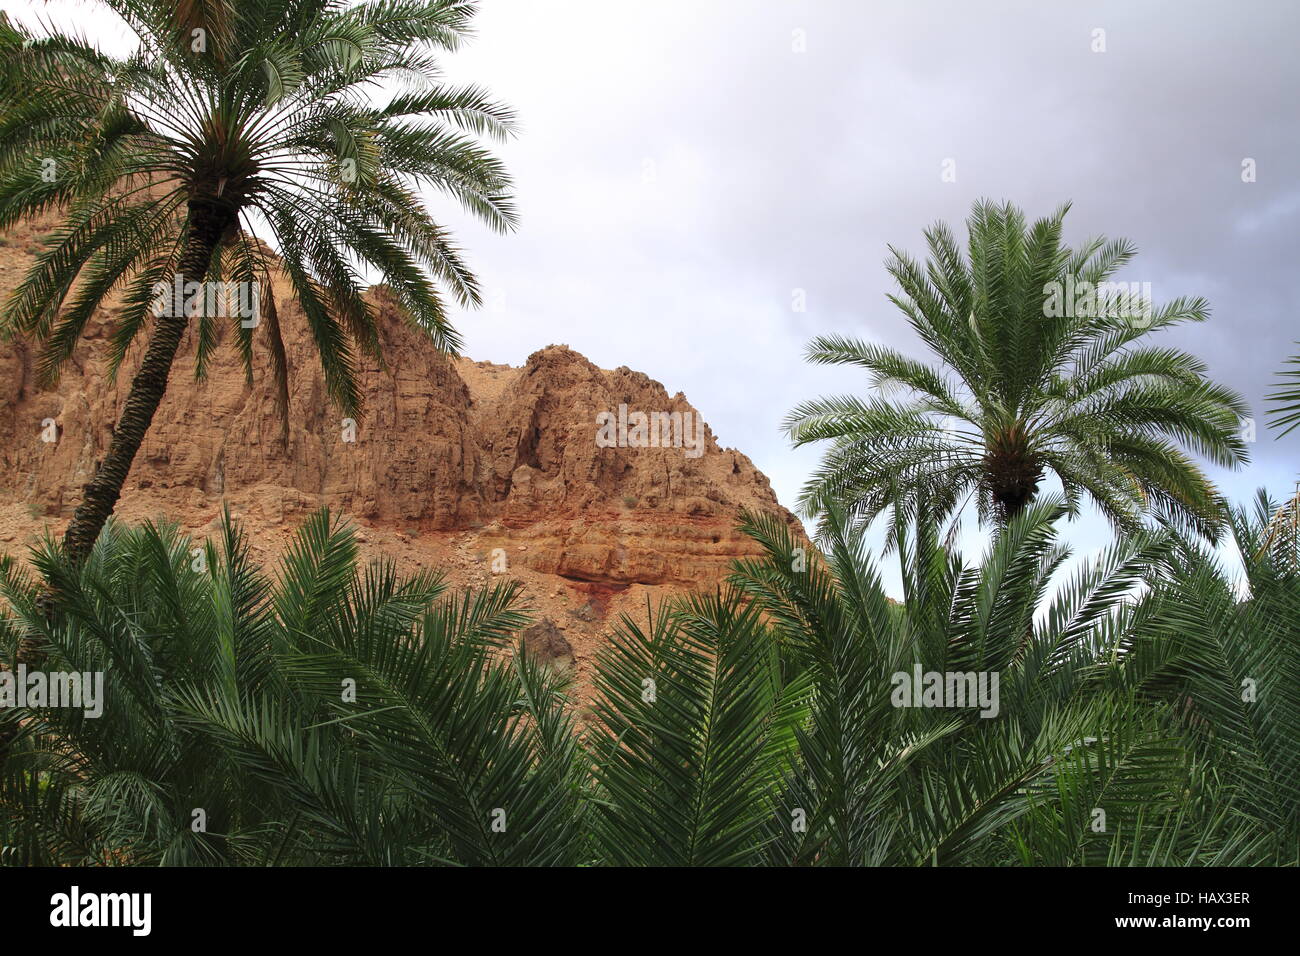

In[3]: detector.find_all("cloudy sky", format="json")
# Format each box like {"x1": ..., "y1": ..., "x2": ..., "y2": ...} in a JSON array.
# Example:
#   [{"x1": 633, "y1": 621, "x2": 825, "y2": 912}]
[
  {"x1": 441, "y1": 0, "x2": 1300, "y2": 590},
  {"x1": 7, "y1": 0, "x2": 1299, "y2": 593}
]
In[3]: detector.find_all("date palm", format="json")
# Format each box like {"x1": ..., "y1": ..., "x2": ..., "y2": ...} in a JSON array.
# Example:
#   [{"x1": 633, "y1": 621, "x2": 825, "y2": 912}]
[
  {"x1": 1262, "y1": 348, "x2": 1300, "y2": 561},
  {"x1": 3, "y1": 501, "x2": 1292, "y2": 865},
  {"x1": 1267, "y1": 347, "x2": 1300, "y2": 438},
  {"x1": 0, "y1": 510, "x2": 584, "y2": 865},
  {"x1": 1108, "y1": 490, "x2": 1300, "y2": 865},
  {"x1": 785, "y1": 200, "x2": 1248, "y2": 542},
  {"x1": 0, "y1": 0, "x2": 516, "y2": 566}
]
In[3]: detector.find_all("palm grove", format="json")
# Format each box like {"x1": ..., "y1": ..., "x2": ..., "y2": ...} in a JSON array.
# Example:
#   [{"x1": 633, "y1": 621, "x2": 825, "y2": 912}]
[{"x1": 1, "y1": 1, "x2": 1297, "y2": 866}]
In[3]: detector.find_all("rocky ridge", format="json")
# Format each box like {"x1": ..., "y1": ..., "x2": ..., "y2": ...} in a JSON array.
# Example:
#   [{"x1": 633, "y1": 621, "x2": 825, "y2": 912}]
[{"x1": 0, "y1": 214, "x2": 803, "y2": 701}]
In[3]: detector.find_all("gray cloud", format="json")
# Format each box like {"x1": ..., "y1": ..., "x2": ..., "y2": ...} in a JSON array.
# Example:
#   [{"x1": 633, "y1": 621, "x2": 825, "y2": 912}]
[{"x1": 434, "y1": 1, "x2": 1299, "y2": 585}]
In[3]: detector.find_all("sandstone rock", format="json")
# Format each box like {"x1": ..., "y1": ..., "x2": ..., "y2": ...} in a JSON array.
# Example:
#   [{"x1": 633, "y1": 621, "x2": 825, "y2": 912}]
[
  {"x1": 520, "y1": 618, "x2": 576, "y2": 673},
  {"x1": 0, "y1": 229, "x2": 802, "y2": 590},
  {"x1": 568, "y1": 602, "x2": 599, "y2": 623},
  {"x1": 0, "y1": 212, "x2": 808, "y2": 694}
]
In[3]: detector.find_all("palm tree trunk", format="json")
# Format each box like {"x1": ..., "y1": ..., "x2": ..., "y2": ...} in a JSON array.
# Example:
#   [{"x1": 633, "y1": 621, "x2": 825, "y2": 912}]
[
  {"x1": 61, "y1": 197, "x2": 232, "y2": 566},
  {"x1": 0, "y1": 199, "x2": 231, "y2": 769},
  {"x1": 986, "y1": 423, "x2": 1042, "y2": 525},
  {"x1": 1000, "y1": 496, "x2": 1031, "y2": 522}
]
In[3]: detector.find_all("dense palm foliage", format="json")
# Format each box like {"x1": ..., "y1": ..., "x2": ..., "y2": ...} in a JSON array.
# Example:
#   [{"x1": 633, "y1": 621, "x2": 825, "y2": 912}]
[
  {"x1": 3, "y1": 502, "x2": 1293, "y2": 866},
  {"x1": 0, "y1": 511, "x2": 580, "y2": 865},
  {"x1": 1268, "y1": 347, "x2": 1300, "y2": 439},
  {"x1": 784, "y1": 200, "x2": 1248, "y2": 543},
  {"x1": 0, "y1": 0, "x2": 514, "y2": 563},
  {"x1": 1264, "y1": 347, "x2": 1300, "y2": 544}
]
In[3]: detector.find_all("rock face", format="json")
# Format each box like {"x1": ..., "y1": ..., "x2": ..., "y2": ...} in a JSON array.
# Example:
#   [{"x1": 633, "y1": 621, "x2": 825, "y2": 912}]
[
  {"x1": 0, "y1": 213, "x2": 803, "y2": 697},
  {"x1": 460, "y1": 346, "x2": 795, "y2": 587},
  {"x1": 520, "y1": 619, "x2": 577, "y2": 674},
  {"x1": 0, "y1": 289, "x2": 797, "y2": 588}
]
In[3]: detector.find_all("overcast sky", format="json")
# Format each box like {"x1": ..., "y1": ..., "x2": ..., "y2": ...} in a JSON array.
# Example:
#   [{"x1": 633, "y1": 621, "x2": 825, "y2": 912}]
[
  {"x1": 434, "y1": 0, "x2": 1300, "y2": 589},
  {"x1": 6, "y1": 0, "x2": 1299, "y2": 593}
]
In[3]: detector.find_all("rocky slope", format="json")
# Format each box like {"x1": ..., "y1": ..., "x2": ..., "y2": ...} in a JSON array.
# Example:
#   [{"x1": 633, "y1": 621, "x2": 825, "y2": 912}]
[{"x1": 0, "y1": 213, "x2": 803, "y2": 701}]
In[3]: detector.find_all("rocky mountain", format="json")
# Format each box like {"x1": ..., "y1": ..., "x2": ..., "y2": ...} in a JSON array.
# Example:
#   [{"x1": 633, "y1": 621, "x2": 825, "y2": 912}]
[{"x1": 0, "y1": 213, "x2": 803, "y2": 700}]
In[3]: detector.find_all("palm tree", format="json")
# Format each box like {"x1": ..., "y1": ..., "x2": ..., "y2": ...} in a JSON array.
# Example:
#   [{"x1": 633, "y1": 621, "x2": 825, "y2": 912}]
[
  {"x1": 1267, "y1": 347, "x2": 1300, "y2": 437},
  {"x1": 1262, "y1": 348, "x2": 1300, "y2": 559},
  {"x1": 0, "y1": 0, "x2": 516, "y2": 566},
  {"x1": 723, "y1": 501, "x2": 1188, "y2": 865},
  {"x1": 3, "y1": 502, "x2": 1293, "y2": 865},
  {"x1": 0, "y1": 510, "x2": 584, "y2": 866},
  {"x1": 784, "y1": 200, "x2": 1248, "y2": 543},
  {"x1": 587, "y1": 590, "x2": 808, "y2": 866},
  {"x1": 591, "y1": 498, "x2": 1297, "y2": 866},
  {"x1": 1111, "y1": 491, "x2": 1300, "y2": 864}
]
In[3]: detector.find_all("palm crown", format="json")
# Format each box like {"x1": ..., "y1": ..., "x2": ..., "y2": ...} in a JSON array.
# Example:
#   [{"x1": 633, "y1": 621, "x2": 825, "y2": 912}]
[
  {"x1": 785, "y1": 200, "x2": 1249, "y2": 543},
  {"x1": 0, "y1": 0, "x2": 515, "y2": 562}
]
